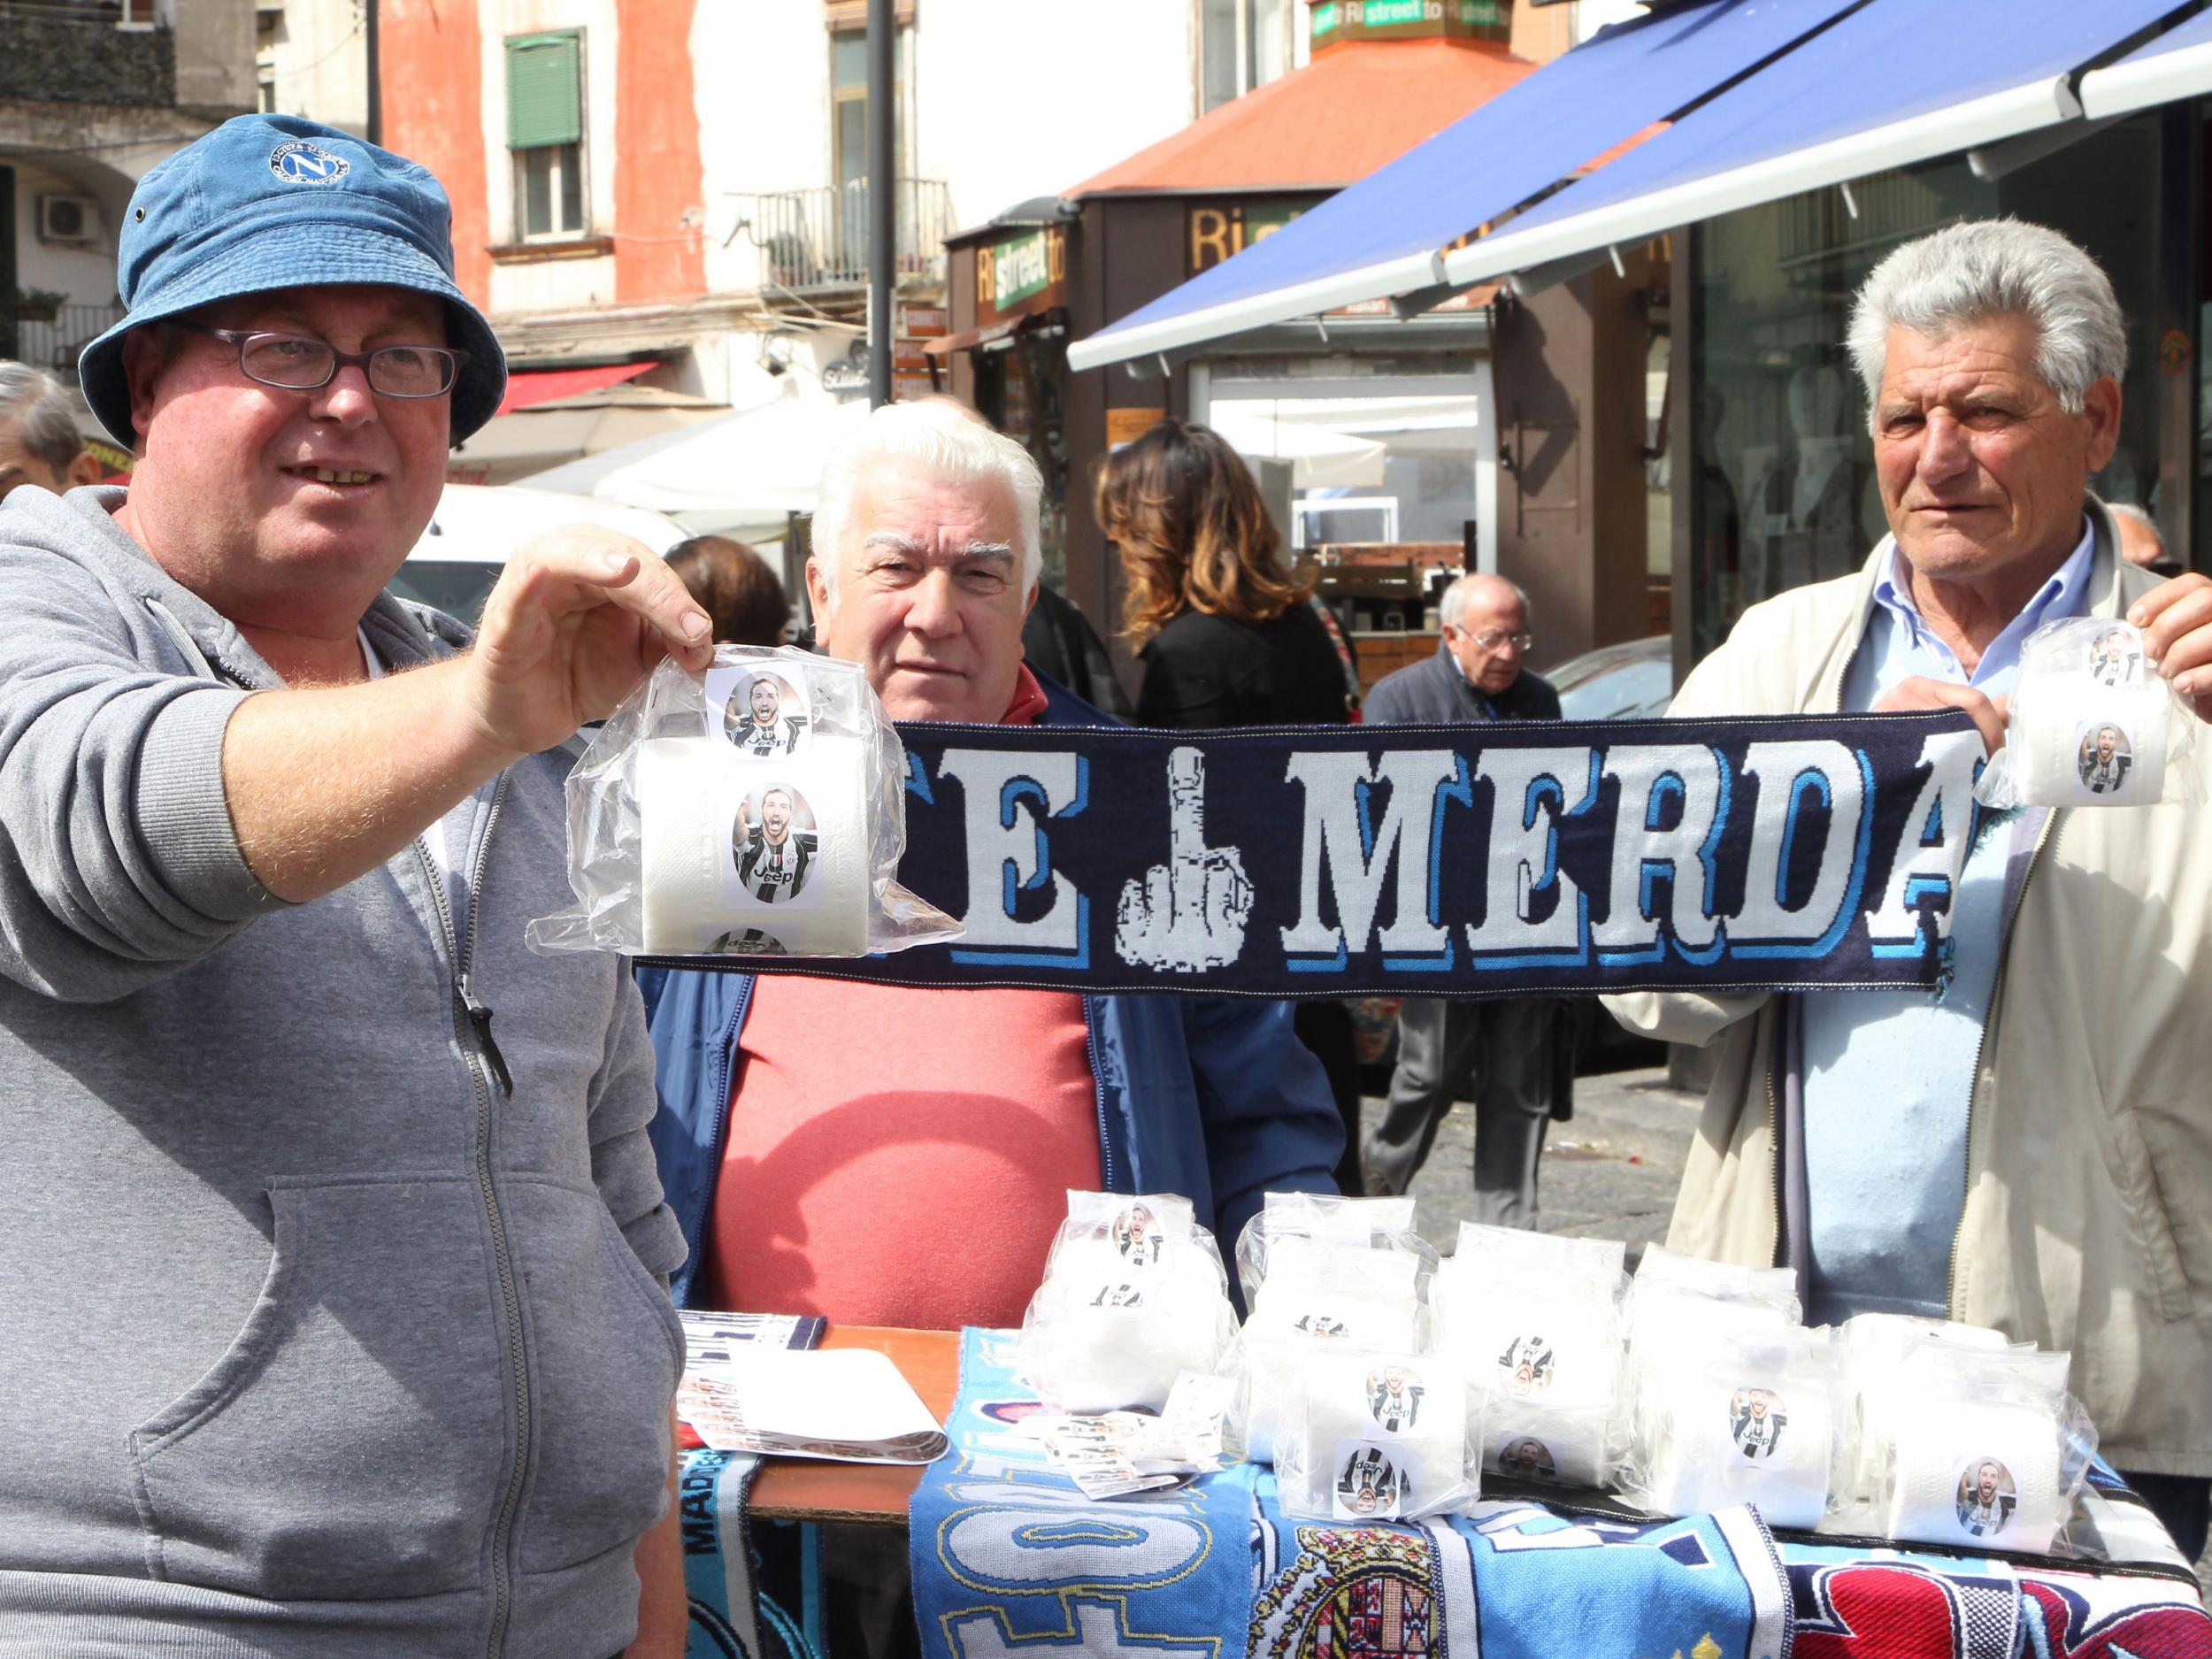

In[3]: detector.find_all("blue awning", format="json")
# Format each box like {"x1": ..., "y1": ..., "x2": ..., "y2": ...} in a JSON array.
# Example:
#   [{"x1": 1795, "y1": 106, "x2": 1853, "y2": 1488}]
[
  {"x1": 2082, "y1": 7, "x2": 2212, "y2": 120},
  {"x1": 1064, "y1": 0, "x2": 1862, "y2": 373},
  {"x1": 1441, "y1": 0, "x2": 2192, "y2": 289}
]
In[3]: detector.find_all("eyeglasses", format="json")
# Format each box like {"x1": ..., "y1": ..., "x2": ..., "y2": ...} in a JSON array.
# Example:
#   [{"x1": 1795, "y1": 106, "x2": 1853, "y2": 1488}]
[
  {"x1": 173, "y1": 322, "x2": 467, "y2": 400},
  {"x1": 1466, "y1": 630, "x2": 1534, "y2": 652}
]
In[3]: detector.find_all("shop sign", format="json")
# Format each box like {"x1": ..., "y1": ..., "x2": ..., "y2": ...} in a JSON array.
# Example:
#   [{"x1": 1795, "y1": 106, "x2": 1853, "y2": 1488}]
[
  {"x1": 977, "y1": 225, "x2": 1068, "y2": 324},
  {"x1": 1310, "y1": 0, "x2": 1509, "y2": 50},
  {"x1": 1188, "y1": 201, "x2": 1317, "y2": 275}
]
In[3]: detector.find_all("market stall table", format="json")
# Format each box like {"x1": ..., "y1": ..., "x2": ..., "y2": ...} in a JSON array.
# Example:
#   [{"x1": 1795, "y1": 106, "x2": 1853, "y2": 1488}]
[{"x1": 747, "y1": 1325, "x2": 961, "y2": 1525}]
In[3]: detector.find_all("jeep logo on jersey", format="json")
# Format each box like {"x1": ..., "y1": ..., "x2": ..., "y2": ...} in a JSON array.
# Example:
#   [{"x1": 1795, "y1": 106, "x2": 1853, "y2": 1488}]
[{"x1": 268, "y1": 141, "x2": 351, "y2": 185}]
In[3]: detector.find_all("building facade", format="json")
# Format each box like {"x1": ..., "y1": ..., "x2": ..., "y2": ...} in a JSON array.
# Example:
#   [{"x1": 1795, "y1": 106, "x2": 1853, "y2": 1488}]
[{"x1": 1, "y1": 0, "x2": 255, "y2": 460}]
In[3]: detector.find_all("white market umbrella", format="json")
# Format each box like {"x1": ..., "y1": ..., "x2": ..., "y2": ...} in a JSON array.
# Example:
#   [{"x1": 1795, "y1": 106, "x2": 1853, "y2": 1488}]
[
  {"x1": 516, "y1": 383, "x2": 871, "y2": 532},
  {"x1": 407, "y1": 484, "x2": 688, "y2": 565},
  {"x1": 1210, "y1": 403, "x2": 1390, "y2": 489}
]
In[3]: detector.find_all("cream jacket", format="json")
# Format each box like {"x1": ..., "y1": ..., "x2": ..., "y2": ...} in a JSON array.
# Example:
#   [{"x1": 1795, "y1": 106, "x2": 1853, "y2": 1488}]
[{"x1": 1607, "y1": 503, "x2": 2212, "y2": 1477}]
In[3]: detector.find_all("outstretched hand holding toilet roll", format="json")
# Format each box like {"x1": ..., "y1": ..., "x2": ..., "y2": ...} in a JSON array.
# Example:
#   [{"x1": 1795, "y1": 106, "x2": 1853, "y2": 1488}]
[{"x1": 527, "y1": 645, "x2": 959, "y2": 959}]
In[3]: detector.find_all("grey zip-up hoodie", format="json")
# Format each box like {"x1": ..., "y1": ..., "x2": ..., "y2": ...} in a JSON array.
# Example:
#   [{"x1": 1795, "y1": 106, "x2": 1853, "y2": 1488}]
[{"x1": 0, "y1": 488, "x2": 688, "y2": 1658}]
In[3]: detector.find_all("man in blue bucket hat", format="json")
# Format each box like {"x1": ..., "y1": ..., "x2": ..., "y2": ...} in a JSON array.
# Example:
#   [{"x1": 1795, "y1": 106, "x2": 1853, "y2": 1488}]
[{"x1": 0, "y1": 116, "x2": 710, "y2": 1656}]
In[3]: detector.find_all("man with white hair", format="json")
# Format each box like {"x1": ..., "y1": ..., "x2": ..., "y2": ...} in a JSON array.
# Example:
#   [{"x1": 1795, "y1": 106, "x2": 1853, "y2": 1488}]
[
  {"x1": 0, "y1": 359, "x2": 104, "y2": 503},
  {"x1": 641, "y1": 400, "x2": 1340, "y2": 1325},
  {"x1": 1358, "y1": 572, "x2": 1567, "y2": 1220},
  {"x1": 637, "y1": 399, "x2": 1340, "y2": 1650},
  {"x1": 1606, "y1": 219, "x2": 2212, "y2": 1554}
]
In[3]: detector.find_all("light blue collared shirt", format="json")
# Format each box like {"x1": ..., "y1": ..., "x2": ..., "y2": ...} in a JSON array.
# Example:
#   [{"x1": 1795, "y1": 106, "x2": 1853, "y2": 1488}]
[{"x1": 1799, "y1": 521, "x2": 2093, "y2": 1324}]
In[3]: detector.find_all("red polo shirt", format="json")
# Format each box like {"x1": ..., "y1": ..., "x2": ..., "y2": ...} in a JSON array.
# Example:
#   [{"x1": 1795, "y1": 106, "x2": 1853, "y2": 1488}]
[{"x1": 698, "y1": 667, "x2": 1102, "y2": 1328}]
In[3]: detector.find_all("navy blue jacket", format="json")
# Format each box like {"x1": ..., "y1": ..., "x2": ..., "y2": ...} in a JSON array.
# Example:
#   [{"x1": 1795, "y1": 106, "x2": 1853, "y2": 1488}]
[
  {"x1": 637, "y1": 677, "x2": 1343, "y2": 1309},
  {"x1": 1363, "y1": 641, "x2": 1560, "y2": 726}
]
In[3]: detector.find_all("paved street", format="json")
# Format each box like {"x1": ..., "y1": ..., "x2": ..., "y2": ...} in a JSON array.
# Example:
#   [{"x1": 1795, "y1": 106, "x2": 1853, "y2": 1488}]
[{"x1": 1388, "y1": 1063, "x2": 1701, "y2": 1259}]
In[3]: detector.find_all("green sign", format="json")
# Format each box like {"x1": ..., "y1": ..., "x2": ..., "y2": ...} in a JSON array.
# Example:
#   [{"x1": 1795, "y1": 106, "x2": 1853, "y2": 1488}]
[
  {"x1": 1310, "y1": 0, "x2": 1510, "y2": 48},
  {"x1": 993, "y1": 231, "x2": 1050, "y2": 312}
]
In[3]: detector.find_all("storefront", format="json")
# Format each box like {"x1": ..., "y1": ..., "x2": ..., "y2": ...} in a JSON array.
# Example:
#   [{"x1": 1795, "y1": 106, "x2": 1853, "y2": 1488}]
[
  {"x1": 1677, "y1": 106, "x2": 2200, "y2": 664},
  {"x1": 941, "y1": 2, "x2": 1572, "y2": 691}
]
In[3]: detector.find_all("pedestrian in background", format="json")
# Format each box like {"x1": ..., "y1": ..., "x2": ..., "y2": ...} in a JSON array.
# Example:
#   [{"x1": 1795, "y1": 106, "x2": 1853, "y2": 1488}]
[
  {"x1": 1098, "y1": 416, "x2": 1360, "y2": 1191},
  {"x1": 665, "y1": 533, "x2": 794, "y2": 645},
  {"x1": 1359, "y1": 572, "x2": 1569, "y2": 1221},
  {"x1": 0, "y1": 359, "x2": 104, "y2": 504}
]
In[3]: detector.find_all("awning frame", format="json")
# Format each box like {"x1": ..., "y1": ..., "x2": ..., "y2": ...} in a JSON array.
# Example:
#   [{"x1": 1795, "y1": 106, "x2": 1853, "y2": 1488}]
[{"x1": 1439, "y1": 73, "x2": 2081, "y2": 289}]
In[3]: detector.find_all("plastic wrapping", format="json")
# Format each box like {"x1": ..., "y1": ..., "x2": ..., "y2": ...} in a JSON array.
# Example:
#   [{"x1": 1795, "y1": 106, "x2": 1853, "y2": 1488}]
[
  {"x1": 1616, "y1": 1246, "x2": 1801, "y2": 1489},
  {"x1": 1620, "y1": 1325, "x2": 1841, "y2": 1531},
  {"x1": 1432, "y1": 1224, "x2": 1627, "y2": 1488},
  {"x1": 1276, "y1": 1350, "x2": 1481, "y2": 1523},
  {"x1": 1870, "y1": 1344, "x2": 2095, "y2": 1555},
  {"x1": 1018, "y1": 1193, "x2": 1239, "y2": 1414},
  {"x1": 1233, "y1": 1211, "x2": 1436, "y2": 1465},
  {"x1": 527, "y1": 646, "x2": 959, "y2": 959},
  {"x1": 1976, "y1": 618, "x2": 2199, "y2": 810},
  {"x1": 1233, "y1": 1192, "x2": 1428, "y2": 1314},
  {"x1": 1823, "y1": 1313, "x2": 2024, "y2": 1537}
]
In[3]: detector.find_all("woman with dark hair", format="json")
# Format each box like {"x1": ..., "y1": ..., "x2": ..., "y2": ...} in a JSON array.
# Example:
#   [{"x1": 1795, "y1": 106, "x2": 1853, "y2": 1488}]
[
  {"x1": 664, "y1": 534, "x2": 793, "y2": 646},
  {"x1": 1097, "y1": 417, "x2": 1360, "y2": 1189},
  {"x1": 1100, "y1": 418, "x2": 1352, "y2": 727}
]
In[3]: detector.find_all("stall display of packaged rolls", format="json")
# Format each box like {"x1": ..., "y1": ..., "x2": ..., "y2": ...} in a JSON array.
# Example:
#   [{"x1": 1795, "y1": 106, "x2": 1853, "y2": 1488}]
[{"x1": 1009, "y1": 1189, "x2": 2111, "y2": 1562}]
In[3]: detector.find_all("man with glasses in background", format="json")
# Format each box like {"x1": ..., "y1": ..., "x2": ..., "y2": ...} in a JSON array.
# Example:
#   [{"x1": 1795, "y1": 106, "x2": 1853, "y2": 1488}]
[
  {"x1": 1357, "y1": 573, "x2": 1568, "y2": 1222},
  {"x1": 0, "y1": 117, "x2": 709, "y2": 1657}
]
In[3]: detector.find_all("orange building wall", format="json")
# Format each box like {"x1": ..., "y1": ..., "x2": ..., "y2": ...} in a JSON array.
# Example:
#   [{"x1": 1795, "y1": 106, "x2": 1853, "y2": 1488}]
[
  {"x1": 614, "y1": 0, "x2": 706, "y2": 302},
  {"x1": 377, "y1": 0, "x2": 493, "y2": 304}
]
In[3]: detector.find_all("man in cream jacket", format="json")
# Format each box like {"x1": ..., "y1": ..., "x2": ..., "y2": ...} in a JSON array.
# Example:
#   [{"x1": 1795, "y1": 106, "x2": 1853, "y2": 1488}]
[{"x1": 1607, "y1": 219, "x2": 2212, "y2": 1558}]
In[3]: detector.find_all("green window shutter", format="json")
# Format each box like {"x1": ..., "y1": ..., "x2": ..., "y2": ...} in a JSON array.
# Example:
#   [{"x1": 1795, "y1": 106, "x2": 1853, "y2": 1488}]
[{"x1": 506, "y1": 32, "x2": 582, "y2": 150}]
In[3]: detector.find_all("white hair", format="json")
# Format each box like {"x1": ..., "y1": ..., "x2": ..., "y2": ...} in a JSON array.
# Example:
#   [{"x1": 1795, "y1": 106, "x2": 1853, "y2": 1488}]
[
  {"x1": 0, "y1": 360, "x2": 88, "y2": 479},
  {"x1": 809, "y1": 400, "x2": 1043, "y2": 615},
  {"x1": 1847, "y1": 219, "x2": 2126, "y2": 419},
  {"x1": 2106, "y1": 501, "x2": 2156, "y2": 530},
  {"x1": 1439, "y1": 572, "x2": 1529, "y2": 630}
]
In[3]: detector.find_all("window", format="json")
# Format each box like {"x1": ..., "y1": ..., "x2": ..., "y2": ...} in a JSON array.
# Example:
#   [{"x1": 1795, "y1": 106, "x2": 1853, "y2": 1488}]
[
  {"x1": 1199, "y1": 0, "x2": 1288, "y2": 114},
  {"x1": 829, "y1": 27, "x2": 907, "y2": 191},
  {"x1": 506, "y1": 31, "x2": 587, "y2": 241}
]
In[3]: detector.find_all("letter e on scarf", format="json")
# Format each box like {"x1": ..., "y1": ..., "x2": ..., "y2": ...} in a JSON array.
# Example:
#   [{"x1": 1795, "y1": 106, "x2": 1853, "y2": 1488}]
[
  {"x1": 1280, "y1": 750, "x2": 1458, "y2": 960},
  {"x1": 941, "y1": 749, "x2": 1083, "y2": 949}
]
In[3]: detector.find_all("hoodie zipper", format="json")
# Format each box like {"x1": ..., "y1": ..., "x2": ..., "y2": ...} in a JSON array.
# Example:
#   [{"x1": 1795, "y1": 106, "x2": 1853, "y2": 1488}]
[
  {"x1": 1082, "y1": 997, "x2": 1120, "y2": 1194},
  {"x1": 411, "y1": 772, "x2": 527, "y2": 1659},
  {"x1": 1943, "y1": 806, "x2": 2060, "y2": 1315}
]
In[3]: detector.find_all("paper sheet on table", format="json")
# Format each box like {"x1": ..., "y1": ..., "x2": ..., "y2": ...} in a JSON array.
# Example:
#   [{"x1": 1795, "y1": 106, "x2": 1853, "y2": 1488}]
[{"x1": 677, "y1": 1346, "x2": 949, "y2": 1463}]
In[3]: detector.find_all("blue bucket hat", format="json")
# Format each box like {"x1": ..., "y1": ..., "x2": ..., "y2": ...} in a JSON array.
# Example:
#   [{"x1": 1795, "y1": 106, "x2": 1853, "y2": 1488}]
[{"x1": 80, "y1": 114, "x2": 506, "y2": 449}]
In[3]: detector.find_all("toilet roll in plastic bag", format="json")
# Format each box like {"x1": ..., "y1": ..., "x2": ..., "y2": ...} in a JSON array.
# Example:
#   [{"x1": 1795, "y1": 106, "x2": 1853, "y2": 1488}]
[
  {"x1": 1617, "y1": 1246, "x2": 1801, "y2": 1487},
  {"x1": 1622, "y1": 1325, "x2": 1841, "y2": 1532},
  {"x1": 1277, "y1": 1349, "x2": 1480, "y2": 1523},
  {"x1": 1233, "y1": 1192, "x2": 1426, "y2": 1313},
  {"x1": 1018, "y1": 1192, "x2": 1239, "y2": 1414},
  {"x1": 1823, "y1": 1313, "x2": 2024, "y2": 1537},
  {"x1": 1432, "y1": 1224, "x2": 1626, "y2": 1487},
  {"x1": 1977, "y1": 618, "x2": 2198, "y2": 810},
  {"x1": 527, "y1": 646, "x2": 959, "y2": 959},
  {"x1": 1875, "y1": 1344, "x2": 2095, "y2": 1556},
  {"x1": 1235, "y1": 1230, "x2": 1432, "y2": 1464}
]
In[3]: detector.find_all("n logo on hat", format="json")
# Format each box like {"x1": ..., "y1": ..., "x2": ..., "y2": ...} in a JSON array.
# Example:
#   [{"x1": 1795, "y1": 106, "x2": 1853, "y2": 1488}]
[{"x1": 268, "y1": 140, "x2": 351, "y2": 185}]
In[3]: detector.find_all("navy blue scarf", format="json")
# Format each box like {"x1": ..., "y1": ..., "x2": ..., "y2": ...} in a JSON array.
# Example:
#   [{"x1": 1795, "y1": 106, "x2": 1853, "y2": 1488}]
[{"x1": 698, "y1": 710, "x2": 1982, "y2": 999}]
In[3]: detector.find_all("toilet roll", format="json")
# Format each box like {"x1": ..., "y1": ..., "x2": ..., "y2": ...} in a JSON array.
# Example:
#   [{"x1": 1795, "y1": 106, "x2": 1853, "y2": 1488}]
[
  {"x1": 1240, "y1": 1240, "x2": 1426, "y2": 1464},
  {"x1": 1888, "y1": 1403, "x2": 2065, "y2": 1555},
  {"x1": 1235, "y1": 1194, "x2": 1425, "y2": 1313},
  {"x1": 1632, "y1": 1331, "x2": 1839, "y2": 1531},
  {"x1": 1981, "y1": 618, "x2": 2189, "y2": 810},
  {"x1": 1020, "y1": 1191, "x2": 1238, "y2": 1413},
  {"x1": 1485, "y1": 1399, "x2": 1612, "y2": 1488},
  {"x1": 1824, "y1": 1314, "x2": 2023, "y2": 1533},
  {"x1": 1277, "y1": 1351, "x2": 1478, "y2": 1523},
  {"x1": 637, "y1": 731, "x2": 871, "y2": 956}
]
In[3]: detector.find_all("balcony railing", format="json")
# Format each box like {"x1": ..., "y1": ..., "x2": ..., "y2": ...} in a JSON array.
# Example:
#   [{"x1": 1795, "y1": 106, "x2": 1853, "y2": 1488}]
[
  {"x1": 0, "y1": 301, "x2": 128, "y2": 380},
  {"x1": 750, "y1": 179, "x2": 953, "y2": 293}
]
